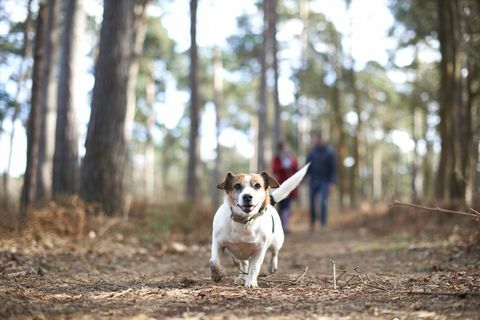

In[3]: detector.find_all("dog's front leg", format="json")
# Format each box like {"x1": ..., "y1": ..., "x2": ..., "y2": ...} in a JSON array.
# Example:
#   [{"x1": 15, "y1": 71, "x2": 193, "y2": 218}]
[
  {"x1": 210, "y1": 240, "x2": 225, "y2": 282},
  {"x1": 244, "y1": 248, "x2": 268, "y2": 288}
]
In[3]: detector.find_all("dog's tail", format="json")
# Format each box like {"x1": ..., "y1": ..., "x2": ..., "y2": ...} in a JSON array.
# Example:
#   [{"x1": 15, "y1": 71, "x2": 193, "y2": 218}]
[{"x1": 270, "y1": 162, "x2": 310, "y2": 205}]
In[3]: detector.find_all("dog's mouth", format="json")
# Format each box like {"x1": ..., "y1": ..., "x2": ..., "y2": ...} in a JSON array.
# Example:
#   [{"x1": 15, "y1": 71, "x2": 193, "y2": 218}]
[{"x1": 237, "y1": 204, "x2": 256, "y2": 213}]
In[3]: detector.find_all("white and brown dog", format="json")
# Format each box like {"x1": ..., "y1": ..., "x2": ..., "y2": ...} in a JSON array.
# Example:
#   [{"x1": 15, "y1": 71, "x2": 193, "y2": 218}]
[{"x1": 210, "y1": 163, "x2": 310, "y2": 288}]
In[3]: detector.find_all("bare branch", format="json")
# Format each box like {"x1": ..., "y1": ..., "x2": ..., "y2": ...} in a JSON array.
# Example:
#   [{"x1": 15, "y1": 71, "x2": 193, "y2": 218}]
[
  {"x1": 294, "y1": 266, "x2": 309, "y2": 283},
  {"x1": 388, "y1": 201, "x2": 480, "y2": 221}
]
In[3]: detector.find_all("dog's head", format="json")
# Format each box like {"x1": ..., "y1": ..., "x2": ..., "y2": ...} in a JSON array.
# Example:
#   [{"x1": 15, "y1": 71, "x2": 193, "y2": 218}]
[{"x1": 217, "y1": 171, "x2": 280, "y2": 216}]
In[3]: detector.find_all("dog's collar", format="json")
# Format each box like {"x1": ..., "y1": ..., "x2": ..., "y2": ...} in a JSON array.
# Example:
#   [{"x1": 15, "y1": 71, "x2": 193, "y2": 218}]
[{"x1": 230, "y1": 203, "x2": 267, "y2": 225}]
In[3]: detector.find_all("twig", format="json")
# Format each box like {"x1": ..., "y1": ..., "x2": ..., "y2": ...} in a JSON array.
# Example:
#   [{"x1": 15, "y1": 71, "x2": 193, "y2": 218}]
[
  {"x1": 110, "y1": 288, "x2": 133, "y2": 299},
  {"x1": 336, "y1": 270, "x2": 347, "y2": 282},
  {"x1": 389, "y1": 201, "x2": 480, "y2": 220},
  {"x1": 330, "y1": 260, "x2": 337, "y2": 290},
  {"x1": 339, "y1": 274, "x2": 359, "y2": 289},
  {"x1": 403, "y1": 290, "x2": 480, "y2": 296},
  {"x1": 470, "y1": 208, "x2": 480, "y2": 216},
  {"x1": 293, "y1": 266, "x2": 309, "y2": 283},
  {"x1": 259, "y1": 266, "x2": 309, "y2": 285}
]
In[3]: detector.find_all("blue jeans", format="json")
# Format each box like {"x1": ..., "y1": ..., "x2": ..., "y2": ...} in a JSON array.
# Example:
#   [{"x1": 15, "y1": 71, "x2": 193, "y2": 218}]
[
  {"x1": 309, "y1": 181, "x2": 330, "y2": 226},
  {"x1": 277, "y1": 198, "x2": 291, "y2": 231}
]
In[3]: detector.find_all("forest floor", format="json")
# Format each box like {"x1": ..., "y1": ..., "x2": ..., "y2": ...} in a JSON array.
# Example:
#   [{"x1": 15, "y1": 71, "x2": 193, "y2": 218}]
[{"x1": 0, "y1": 199, "x2": 479, "y2": 319}]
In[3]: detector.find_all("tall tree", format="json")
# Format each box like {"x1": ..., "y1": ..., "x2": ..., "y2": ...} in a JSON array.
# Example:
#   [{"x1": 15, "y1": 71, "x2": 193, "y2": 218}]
[
  {"x1": 80, "y1": 0, "x2": 145, "y2": 214},
  {"x1": 257, "y1": 0, "x2": 268, "y2": 172},
  {"x1": 37, "y1": 0, "x2": 61, "y2": 200},
  {"x1": 186, "y1": 0, "x2": 199, "y2": 201},
  {"x1": 436, "y1": 0, "x2": 459, "y2": 200},
  {"x1": 3, "y1": 0, "x2": 34, "y2": 208},
  {"x1": 212, "y1": 46, "x2": 224, "y2": 208},
  {"x1": 269, "y1": 0, "x2": 281, "y2": 156},
  {"x1": 52, "y1": 0, "x2": 84, "y2": 196},
  {"x1": 19, "y1": 3, "x2": 46, "y2": 220}
]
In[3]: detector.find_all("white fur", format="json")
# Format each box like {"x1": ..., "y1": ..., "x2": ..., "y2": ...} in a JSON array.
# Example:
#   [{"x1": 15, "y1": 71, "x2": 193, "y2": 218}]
[
  {"x1": 271, "y1": 162, "x2": 310, "y2": 203},
  {"x1": 210, "y1": 164, "x2": 310, "y2": 288}
]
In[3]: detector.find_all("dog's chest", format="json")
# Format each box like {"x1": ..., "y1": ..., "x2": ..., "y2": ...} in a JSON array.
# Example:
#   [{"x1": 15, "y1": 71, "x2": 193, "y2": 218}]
[
  {"x1": 225, "y1": 241, "x2": 261, "y2": 260},
  {"x1": 224, "y1": 225, "x2": 266, "y2": 260}
]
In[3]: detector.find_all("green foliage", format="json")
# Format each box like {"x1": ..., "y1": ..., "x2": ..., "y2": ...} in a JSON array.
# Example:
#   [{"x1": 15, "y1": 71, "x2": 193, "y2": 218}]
[{"x1": 388, "y1": 0, "x2": 438, "y2": 47}]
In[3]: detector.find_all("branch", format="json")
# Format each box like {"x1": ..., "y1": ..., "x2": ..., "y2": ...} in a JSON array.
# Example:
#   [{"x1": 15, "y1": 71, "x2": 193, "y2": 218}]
[
  {"x1": 294, "y1": 266, "x2": 309, "y2": 283},
  {"x1": 330, "y1": 260, "x2": 337, "y2": 290},
  {"x1": 403, "y1": 290, "x2": 480, "y2": 297},
  {"x1": 388, "y1": 201, "x2": 480, "y2": 221}
]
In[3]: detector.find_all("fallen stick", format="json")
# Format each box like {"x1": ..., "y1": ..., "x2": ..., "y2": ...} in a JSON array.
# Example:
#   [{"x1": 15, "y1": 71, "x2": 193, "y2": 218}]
[
  {"x1": 402, "y1": 290, "x2": 480, "y2": 297},
  {"x1": 110, "y1": 288, "x2": 133, "y2": 299},
  {"x1": 259, "y1": 266, "x2": 309, "y2": 285},
  {"x1": 330, "y1": 260, "x2": 337, "y2": 290},
  {"x1": 293, "y1": 266, "x2": 309, "y2": 283},
  {"x1": 339, "y1": 274, "x2": 358, "y2": 289},
  {"x1": 388, "y1": 201, "x2": 480, "y2": 221}
]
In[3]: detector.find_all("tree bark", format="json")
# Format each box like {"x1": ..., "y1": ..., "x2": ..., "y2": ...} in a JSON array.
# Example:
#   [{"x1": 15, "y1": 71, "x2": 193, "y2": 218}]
[
  {"x1": 269, "y1": 0, "x2": 281, "y2": 156},
  {"x1": 435, "y1": 0, "x2": 458, "y2": 201},
  {"x1": 19, "y1": 3, "x2": 46, "y2": 220},
  {"x1": 212, "y1": 47, "x2": 223, "y2": 208},
  {"x1": 296, "y1": 0, "x2": 310, "y2": 168},
  {"x1": 3, "y1": 0, "x2": 33, "y2": 208},
  {"x1": 144, "y1": 60, "x2": 155, "y2": 200},
  {"x1": 186, "y1": 0, "x2": 200, "y2": 201},
  {"x1": 331, "y1": 53, "x2": 346, "y2": 208},
  {"x1": 80, "y1": 0, "x2": 140, "y2": 215},
  {"x1": 125, "y1": 0, "x2": 149, "y2": 142},
  {"x1": 53, "y1": 0, "x2": 84, "y2": 196},
  {"x1": 257, "y1": 0, "x2": 268, "y2": 172},
  {"x1": 349, "y1": 70, "x2": 364, "y2": 207},
  {"x1": 36, "y1": 0, "x2": 61, "y2": 200}
]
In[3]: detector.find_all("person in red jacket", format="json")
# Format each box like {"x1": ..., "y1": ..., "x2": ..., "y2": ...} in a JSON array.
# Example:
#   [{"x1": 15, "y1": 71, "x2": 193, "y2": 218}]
[{"x1": 271, "y1": 141, "x2": 298, "y2": 234}]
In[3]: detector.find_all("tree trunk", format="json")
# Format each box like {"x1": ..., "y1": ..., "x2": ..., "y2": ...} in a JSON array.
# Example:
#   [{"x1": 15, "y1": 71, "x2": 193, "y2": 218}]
[
  {"x1": 350, "y1": 74, "x2": 364, "y2": 207},
  {"x1": 296, "y1": 0, "x2": 310, "y2": 173},
  {"x1": 435, "y1": 0, "x2": 458, "y2": 201},
  {"x1": 410, "y1": 62, "x2": 421, "y2": 201},
  {"x1": 331, "y1": 50, "x2": 346, "y2": 208},
  {"x1": 144, "y1": 60, "x2": 155, "y2": 200},
  {"x1": 212, "y1": 47, "x2": 223, "y2": 208},
  {"x1": 3, "y1": 0, "x2": 33, "y2": 208},
  {"x1": 125, "y1": 0, "x2": 149, "y2": 142},
  {"x1": 19, "y1": 3, "x2": 46, "y2": 220},
  {"x1": 257, "y1": 0, "x2": 268, "y2": 172},
  {"x1": 269, "y1": 0, "x2": 281, "y2": 156},
  {"x1": 372, "y1": 130, "x2": 383, "y2": 202},
  {"x1": 52, "y1": 0, "x2": 84, "y2": 196},
  {"x1": 36, "y1": 0, "x2": 61, "y2": 200},
  {"x1": 80, "y1": 0, "x2": 140, "y2": 215},
  {"x1": 186, "y1": 0, "x2": 200, "y2": 201}
]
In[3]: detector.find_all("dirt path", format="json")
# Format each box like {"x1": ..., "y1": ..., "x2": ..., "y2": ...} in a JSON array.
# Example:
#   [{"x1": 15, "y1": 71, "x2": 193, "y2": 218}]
[{"x1": 1, "y1": 221, "x2": 479, "y2": 319}]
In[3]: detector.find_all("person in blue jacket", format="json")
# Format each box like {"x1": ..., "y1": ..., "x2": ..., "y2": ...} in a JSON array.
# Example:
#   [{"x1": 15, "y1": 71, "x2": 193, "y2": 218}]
[{"x1": 306, "y1": 132, "x2": 337, "y2": 231}]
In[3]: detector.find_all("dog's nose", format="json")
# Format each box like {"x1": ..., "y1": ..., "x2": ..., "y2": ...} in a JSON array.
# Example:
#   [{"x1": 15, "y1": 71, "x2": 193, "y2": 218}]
[{"x1": 242, "y1": 194, "x2": 253, "y2": 203}]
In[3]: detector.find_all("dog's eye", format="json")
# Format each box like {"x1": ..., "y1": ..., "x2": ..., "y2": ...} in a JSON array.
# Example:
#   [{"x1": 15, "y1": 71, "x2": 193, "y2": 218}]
[
  {"x1": 254, "y1": 183, "x2": 262, "y2": 190},
  {"x1": 234, "y1": 183, "x2": 242, "y2": 191}
]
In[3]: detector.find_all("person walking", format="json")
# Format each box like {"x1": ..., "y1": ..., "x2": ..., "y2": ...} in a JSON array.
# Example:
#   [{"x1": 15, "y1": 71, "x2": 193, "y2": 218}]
[
  {"x1": 271, "y1": 141, "x2": 298, "y2": 234},
  {"x1": 306, "y1": 133, "x2": 336, "y2": 231}
]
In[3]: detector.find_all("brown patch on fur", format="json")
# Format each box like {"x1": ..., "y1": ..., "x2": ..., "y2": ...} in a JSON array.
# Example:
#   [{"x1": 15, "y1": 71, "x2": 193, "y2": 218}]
[
  {"x1": 217, "y1": 172, "x2": 234, "y2": 190},
  {"x1": 260, "y1": 171, "x2": 280, "y2": 189}
]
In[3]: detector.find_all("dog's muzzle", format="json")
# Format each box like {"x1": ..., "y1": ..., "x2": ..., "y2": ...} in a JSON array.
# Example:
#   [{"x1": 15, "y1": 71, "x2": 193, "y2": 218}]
[{"x1": 237, "y1": 203, "x2": 256, "y2": 213}]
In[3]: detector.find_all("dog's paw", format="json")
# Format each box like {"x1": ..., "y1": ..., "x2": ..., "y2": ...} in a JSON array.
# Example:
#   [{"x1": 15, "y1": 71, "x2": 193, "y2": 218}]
[
  {"x1": 244, "y1": 278, "x2": 258, "y2": 288},
  {"x1": 269, "y1": 264, "x2": 278, "y2": 274},
  {"x1": 210, "y1": 261, "x2": 224, "y2": 282}
]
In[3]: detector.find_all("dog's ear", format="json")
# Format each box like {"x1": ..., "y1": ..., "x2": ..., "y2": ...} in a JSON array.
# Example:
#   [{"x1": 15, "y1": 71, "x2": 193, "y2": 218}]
[
  {"x1": 260, "y1": 171, "x2": 280, "y2": 189},
  {"x1": 217, "y1": 172, "x2": 235, "y2": 190}
]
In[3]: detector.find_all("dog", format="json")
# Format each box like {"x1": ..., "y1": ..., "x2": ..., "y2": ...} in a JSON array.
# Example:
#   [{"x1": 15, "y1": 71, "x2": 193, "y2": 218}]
[{"x1": 210, "y1": 163, "x2": 310, "y2": 288}]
